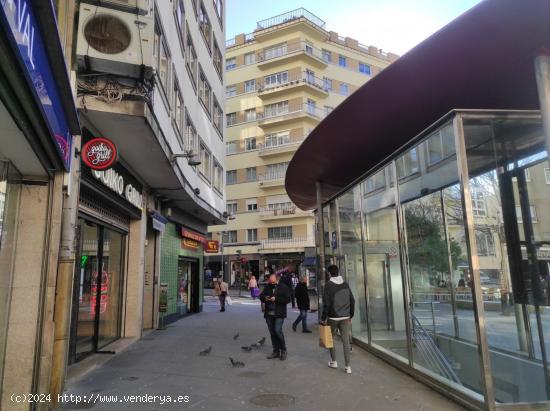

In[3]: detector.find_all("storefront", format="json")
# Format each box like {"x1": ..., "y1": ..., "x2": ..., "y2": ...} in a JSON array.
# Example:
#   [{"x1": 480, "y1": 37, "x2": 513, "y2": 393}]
[
  {"x1": 160, "y1": 223, "x2": 204, "y2": 323},
  {"x1": 69, "y1": 129, "x2": 144, "y2": 363},
  {"x1": 285, "y1": 2, "x2": 550, "y2": 410}
]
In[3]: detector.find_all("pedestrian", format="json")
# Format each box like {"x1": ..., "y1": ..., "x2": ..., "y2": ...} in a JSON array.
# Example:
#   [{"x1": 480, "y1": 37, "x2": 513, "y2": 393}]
[
  {"x1": 280, "y1": 272, "x2": 295, "y2": 308},
  {"x1": 292, "y1": 275, "x2": 312, "y2": 333},
  {"x1": 248, "y1": 275, "x2": 259, "y2": 300},
  {"x1": 219, "y1": 277, "x2": 229, "y2": 312},
  {"x1": 321, "y1": 265, "x2": 355, "y2": 374},
  {"x1": 291, "y1": 273, "x2": 298, "y2": 307},
  {"x1": 260, "y1": 273, "x2": 291, "y2": 360}
]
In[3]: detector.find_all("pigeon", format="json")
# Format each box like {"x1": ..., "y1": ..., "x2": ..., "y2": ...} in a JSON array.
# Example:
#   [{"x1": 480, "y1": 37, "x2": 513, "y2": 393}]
[
  {"x1": 241, "y1": 345, "x2": 252, "y2": 352},
  {"x1": 250, "y1": 343, "x2": 260, "y2": 349},
  {"x1": 258, "y1": 337, "x2": 266, "y2": 346},
  {"x1": 199, "y1": 346, "x2": 212, "y2": 356},
  {"x1": 229, "y1": 357, "x2": 245, "y2": 368},
  {"x1": 233, "y1": 332, "x2": 240, "y2": 340}
]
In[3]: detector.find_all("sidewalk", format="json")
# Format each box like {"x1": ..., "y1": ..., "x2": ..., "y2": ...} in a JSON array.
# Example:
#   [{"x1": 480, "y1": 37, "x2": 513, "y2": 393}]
[{"x1": 59, "y1": 297, "x2": 464, "y2": 411}]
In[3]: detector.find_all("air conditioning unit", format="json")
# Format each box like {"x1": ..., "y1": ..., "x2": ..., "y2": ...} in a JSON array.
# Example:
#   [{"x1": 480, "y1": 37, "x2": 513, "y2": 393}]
[
  {"x1": 81, "y1": 0, "x2": 152, "y2": 16},
  {"x1": 76, "y1": 3, "x2": 154, "y2": 79}
]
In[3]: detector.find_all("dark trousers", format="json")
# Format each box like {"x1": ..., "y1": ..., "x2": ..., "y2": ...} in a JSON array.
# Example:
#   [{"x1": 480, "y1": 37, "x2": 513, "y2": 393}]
[
  {"x1": 293, "y1": 309, "x2": 308, "y2": 331},
  {"x1": 290, "y1": 291, "x2": 296, "y2": 308},
  {"x1": 265, "y1": 316, "x2": 286, "y2": 352},
  {"x1": 219, "y1": 293, "x2": 226, "y2": 310}
]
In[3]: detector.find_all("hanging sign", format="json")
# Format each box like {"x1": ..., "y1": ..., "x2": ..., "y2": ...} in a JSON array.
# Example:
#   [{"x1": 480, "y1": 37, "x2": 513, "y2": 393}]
[
  {"x1": 82, "y1": 137, "x2": 118, "y2": 170},
  {"x1": 91, "y1": 169, "x2": 143, "y2": 210},
  {"x1": 204, "y1": 240, "x2": 219, "y2": 253}
]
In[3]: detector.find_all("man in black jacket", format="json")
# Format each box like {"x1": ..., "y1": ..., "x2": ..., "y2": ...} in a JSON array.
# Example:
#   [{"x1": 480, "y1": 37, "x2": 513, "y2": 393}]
[
  {"x1": 321, "y1": 265, "x2": 355, "y2": 374},
  {"x1": 292, "y1": 275, "x2": 312, "y2": 333},
  {"x1": 260, "y1": 273, "x2": 291, "y2": 360}
]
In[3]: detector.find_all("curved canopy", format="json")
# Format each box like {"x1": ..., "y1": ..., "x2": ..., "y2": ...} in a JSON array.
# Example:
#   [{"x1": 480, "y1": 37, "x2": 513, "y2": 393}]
[{"x1": 285, "y1": 0, "x2": 550, "y2": 210}]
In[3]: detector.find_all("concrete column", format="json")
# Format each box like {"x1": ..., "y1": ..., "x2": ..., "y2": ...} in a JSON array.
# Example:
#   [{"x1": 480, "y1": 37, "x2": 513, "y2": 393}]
[
  {"x1": 535, "y1": 50, "x2": 550, "y2": 156},
  {"x1": 124, "y1": 193, "x2": 147, "y2": 338}
]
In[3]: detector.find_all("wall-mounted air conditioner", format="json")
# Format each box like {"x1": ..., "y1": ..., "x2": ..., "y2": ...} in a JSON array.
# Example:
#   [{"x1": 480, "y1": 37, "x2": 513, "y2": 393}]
[
  {"x1": 76, "y1": 3, "x2": 154, "y2": 79},
  {"x1": 81, "y1": 0, "x2": 152, "y2": 16}
]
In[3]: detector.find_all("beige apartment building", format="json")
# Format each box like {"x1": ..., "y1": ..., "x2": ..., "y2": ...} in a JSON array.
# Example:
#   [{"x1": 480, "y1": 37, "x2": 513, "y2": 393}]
[{"x1": 208, "y1": 8, "x2": 397, "y2": 284}]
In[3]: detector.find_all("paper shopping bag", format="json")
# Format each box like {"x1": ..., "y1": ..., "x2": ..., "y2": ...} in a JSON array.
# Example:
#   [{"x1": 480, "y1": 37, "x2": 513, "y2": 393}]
[{"x1": 319, "y1": 324, "x2": 333, "y2": 348}]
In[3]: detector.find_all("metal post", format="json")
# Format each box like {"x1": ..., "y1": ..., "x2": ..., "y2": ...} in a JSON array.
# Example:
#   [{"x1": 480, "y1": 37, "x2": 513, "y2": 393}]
[
  {"x1": 358, "y1": 182, "x2": 372, "y2": 344},
  {"x1": 316, "y1": 182, "x2": 326, "y2": 320},
  {"x1": 534, "y1": 51, "x2": 550, "y2": 156}
]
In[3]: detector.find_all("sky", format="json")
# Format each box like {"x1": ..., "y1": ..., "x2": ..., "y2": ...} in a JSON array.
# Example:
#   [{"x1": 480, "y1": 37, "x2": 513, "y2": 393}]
[{"x1": 226, "y1": 0, "x2": 483, "y2": 56}]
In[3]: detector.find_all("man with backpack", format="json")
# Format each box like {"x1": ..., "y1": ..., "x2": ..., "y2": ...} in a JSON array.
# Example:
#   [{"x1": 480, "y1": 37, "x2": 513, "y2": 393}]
[{"x1": 321, "y1": 265, "x2": 355, "y2": 374}]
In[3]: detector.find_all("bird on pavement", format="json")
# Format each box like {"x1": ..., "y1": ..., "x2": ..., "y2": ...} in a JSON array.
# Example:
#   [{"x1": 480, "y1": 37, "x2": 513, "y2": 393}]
[
  {"x1": 199, "y1": 346, "x2": 212, "y2": 356},
  {"x1": 229, "y1": 357, "x2": 245, "y2": 368},
  {"x1": 241, "y1": 345, "x2": 252, "y2": 352},
  {"x1": 233, "y1": 332, "x2": 239, "y2": 340},
  {"x1": 250, "y1": 343, "x2": 260, "y2": 349},
  {"x1": 258, "y1": 337, "x2": 266, "y2": 346}
]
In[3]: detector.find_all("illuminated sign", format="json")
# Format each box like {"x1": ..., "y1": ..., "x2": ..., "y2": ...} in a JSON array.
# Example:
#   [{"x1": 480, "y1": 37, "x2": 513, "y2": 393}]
[
  {"x1": 82, "y1": 137, "x2": 118, "y2": 170},
  {"x1": 92, "y1": 169, "x2": 143, "y2": 210},
  {"x1": 204, "y1": 240, "x2": 219, "y2": 253},
  {"x1": 180, "y1": 229, "x2": 206, "y2": 243}
]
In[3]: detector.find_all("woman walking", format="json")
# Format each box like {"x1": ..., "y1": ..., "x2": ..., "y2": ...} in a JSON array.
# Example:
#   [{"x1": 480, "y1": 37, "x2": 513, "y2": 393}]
[{"x1": 248, "y1": 275, "x2": 259, "y2": 299}]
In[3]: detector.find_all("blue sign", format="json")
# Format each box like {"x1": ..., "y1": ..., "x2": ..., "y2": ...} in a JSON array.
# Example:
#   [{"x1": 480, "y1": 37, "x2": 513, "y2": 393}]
[{"x1": 0, "y1": 0, "x2": 72, "y2": 170}]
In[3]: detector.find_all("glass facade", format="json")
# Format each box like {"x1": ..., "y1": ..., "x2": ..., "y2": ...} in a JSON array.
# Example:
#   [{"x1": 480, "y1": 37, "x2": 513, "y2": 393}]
[{"x1": 319, "y1": 112, "x2": 550, "y2": 407}]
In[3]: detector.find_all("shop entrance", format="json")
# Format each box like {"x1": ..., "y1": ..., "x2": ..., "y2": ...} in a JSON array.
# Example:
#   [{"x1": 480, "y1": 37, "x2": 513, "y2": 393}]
[
  {"x1": 177, "y1": 257, "x2": 200, "y2": 315},
  {"x1": 69, "y1": 217, "x2": 126, "y2": 363}
]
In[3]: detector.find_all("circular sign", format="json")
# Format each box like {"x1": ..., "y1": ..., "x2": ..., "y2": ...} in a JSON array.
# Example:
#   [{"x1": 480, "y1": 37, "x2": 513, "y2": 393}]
[{"x1": 82, "y1": 137, "x2": 118, "y2": 170}]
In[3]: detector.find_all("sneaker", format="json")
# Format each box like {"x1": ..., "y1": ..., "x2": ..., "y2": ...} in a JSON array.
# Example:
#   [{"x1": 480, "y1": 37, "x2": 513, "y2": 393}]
[
  {"x1": 292, "y1": 323, "x2": 297, "y2": 332},
  {"x1": 328, "y1": 361, "x2": 338, "y2": 369},
  {"x1": 267, "y1": 351, "x2": 280, "y2": 359},
  {"x1": 280, "y1": 351, "x2": 287, "y2": 361},
  {"x1": 302, "y1": 329, "x2": 312, "y2": 333},
  {"x1": 345, "y1": 366, "x2": 352, "y2": 374}
]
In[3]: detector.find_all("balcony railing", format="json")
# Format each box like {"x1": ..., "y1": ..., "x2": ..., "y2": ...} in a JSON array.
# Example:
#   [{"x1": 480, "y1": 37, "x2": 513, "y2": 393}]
[
  {"x1": 256, "y1": 8, "x2": 326, "y2": 31},
  {"x1": 257, "y1": 71, "x2": 328, "y2": 94},
  {"x1": 259, "y1": 236, "x2": 315, "y2": 250},
  {"x1": 259, "y1": 206, "x2": 312, "y2": 219},
  {"x1": 257, "y1": 138, "x2": 305, "y2": 154},
  {"x1": 256, "y1": 41, "x2": 327, "y2": 65},
  {"x1": 259, "y1": 172, "x2": 287, "y2": 182},
  {"x1": 258, "y1": 103, "x2": 327, "y2": 122}
]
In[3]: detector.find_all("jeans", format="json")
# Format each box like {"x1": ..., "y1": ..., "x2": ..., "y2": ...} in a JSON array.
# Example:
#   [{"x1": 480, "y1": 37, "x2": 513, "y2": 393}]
[
  {"x1": 329, "y1": 319, "x2": 351, "y2": 367},
  {"x1": 219, "y1": 294, "x2": 226, "y2": 310},
  {"x1": 265, "y1": 316, "x2": 286, "y2": 352},
  {"x1": 293, "y1": 309, "x2": 308, "y2": 331}
]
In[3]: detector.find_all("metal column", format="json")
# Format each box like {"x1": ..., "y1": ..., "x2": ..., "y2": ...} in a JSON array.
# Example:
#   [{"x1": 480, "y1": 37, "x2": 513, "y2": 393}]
[
  {"x1": 535, "y1": 51, "x2": 550, "y2": 156},
  {"x1": 316, "y1": 181, "x2": 326, "y2": 319}
]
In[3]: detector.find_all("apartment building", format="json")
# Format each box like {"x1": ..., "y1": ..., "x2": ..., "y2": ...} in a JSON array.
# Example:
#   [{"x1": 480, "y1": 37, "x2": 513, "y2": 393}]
[{"x1": 207, "y1": 8, "x2": 397, "y2": 284}]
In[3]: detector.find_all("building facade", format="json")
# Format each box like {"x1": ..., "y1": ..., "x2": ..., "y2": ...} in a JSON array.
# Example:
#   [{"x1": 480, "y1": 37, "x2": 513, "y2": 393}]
[{"x1": 208, "y1": 8, "x2": 397, "y2": 285}]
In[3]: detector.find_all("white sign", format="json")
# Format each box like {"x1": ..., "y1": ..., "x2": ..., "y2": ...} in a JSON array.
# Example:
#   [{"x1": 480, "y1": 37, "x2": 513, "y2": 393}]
[{"x1": 92, "y1": 169, "x2": 143, "y2": 210}]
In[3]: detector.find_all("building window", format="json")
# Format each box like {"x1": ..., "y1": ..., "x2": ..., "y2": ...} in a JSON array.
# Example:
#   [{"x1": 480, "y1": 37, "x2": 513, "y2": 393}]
[
  {"x1": 213, "y1": 38, "x2": 223, "y2": 78},
  {"x1": 396, "y1": 147, "x2": 419, "y2": 178},
  {"x1": 264, "y1": 101, "x2": 289, "y2": 118},
  {"x1": 339, "y1": 83, "x2": 349, "y2": 96},
  {"x1": 185, "y1": 114, "x2": 197, "y2": 152},
  {"x1": 198, "y1": 2, "x2": 212, "y2": 51},
  {"x1": 244, "y1": 109, "x2": 256, "y2": 122},
  {"x1": 268, "y1": 226, "x2": 292, "y2": 240},
  {"x1": 245, "y1": 137, "x2": 256, "y2": 151},
  {"x1": 427, "y1": 124, "x2": 455, "y2": 165},
  {"x1": 226, "y1": 201, "x2": 237, "y2": 215},
  {"x1": 226, "y1": 112, "x2": 236, "y2": 126},
  {"x1": 186, "y1": 30, "x2": 198, "y2": 88},
  {"x1": 246, "y1": 167, "x2": 257, "y2": 182},
  {"x1": 226, "y1": 141, "x2": 237, "y2": 154},
  {"x1": 172, "y1": 79, "x2": 184, "y2": 143},
  {"x1": 471, "y1": 191, "x2": 486, "y2": 217},
  {"x1": 225, "y1": 230, "x2": 237, "y2": 243},
  {"x1": 264, "y1": 43, "x2": 287, "y2": 60},
  {"x1": 213, "y1": 0, "x2": 223, "y2": 26},
  {"x1": 545, "y1": 168, "x2": 550, "y2": 184},
  {"x1": 339, "y1": 55, "x2": 347, "y2": 67},
  {"x1": 226, "y1": 57, "x2": 236, "y2": 70},
  {"x1": 265, "y1": 162, "x2": 289, "y2": 180},
  {"x1": 322, "y1": 49, "x2": 331, "y2": 62},
  {"x1": 305, "y1": 41, "x2": 313, "y2": 54},
  {"x1": 307, "y1": 99, "x2": 316, "y2": 115},
  {"x1": 174, "y1": 0, "x2": 185, "y2": 49},
  {"x1": 246, "y1": 198, "x2": 258, "y2": 211},
  {"x1": 476, "y1": 230, "x2": 496, "y2": 256},
  {"x1": 324, "y1": 106, "x2": 334, "y2": 115},
  {"x1": 199, "y1": 68, "x2": 212, "y2": 114},
  {"x1": 265, "y1": 132, "x2": 290, "y2": 148},
  {"x1": 245, "y1": 79, "x2": 256, "y2": 93},
  {"x1": 226, "y1": 85, "x2": 236, "y2": 97},
  {"x1": 323, "y1": 77, "x2": 332, "y2": 91},
  {"x1": 226, "y1": 170, "x2": 237, "y2": 185},
  {"x1": 359, "y1": 62, "x2": 371, "y2": 75},
  {"x1": 516, "y1": 205, "x2": 538, "y2": 223},
  {"x1": 364, "y1": 168, "x2": 386, "y2": 193},
  {"x1": 213, "y1": 161, "x2": 223, "y2": 192},
  {"x1": 267, "y1": 200, "x2": 292, "y2": 210},
  {"x1": 247, "y1": 228, "x2": 258, "y2": 242},
  {"x1": 264, "y1": 71, "x2": 288, "y2": 88},
  {"x1": 213, "y1": 96, "x2": 223, "y2": 135},
  {"x1": 154, "y1": 20, "x2": 171, "y2": 100},
  {"x1": 199, "y1": 142, "x2": 212, "y2": 181},
  {"x1": 245, "y1": 52, "x2": 255, "y2": 65}
]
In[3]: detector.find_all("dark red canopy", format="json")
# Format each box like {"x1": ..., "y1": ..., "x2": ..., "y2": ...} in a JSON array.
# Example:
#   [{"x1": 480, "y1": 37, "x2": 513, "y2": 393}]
[{"x1": 285, "y1": 0, "x2": 550, "y2": 210}]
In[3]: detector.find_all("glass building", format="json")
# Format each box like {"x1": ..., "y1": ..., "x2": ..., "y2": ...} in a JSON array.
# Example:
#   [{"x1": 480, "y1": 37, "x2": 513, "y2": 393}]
[{"x1": 285, "y1": 1, "x2": 550, "y2": 409}]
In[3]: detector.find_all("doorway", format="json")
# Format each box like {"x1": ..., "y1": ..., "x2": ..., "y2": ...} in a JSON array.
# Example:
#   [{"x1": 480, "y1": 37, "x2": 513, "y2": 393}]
[{"x1": 177, "y1": 257, "x2": 200, "y2": 315}]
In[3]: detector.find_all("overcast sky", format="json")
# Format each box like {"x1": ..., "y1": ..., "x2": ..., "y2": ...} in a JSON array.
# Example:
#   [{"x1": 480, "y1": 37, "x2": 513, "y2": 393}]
[{"x1": 226, "y1": 0, "x2": 483, "y2": 55}]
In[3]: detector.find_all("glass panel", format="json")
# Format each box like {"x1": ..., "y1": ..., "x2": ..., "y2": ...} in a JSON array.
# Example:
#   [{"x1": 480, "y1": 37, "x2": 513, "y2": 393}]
[
  {"x1": 336, "y1": 187, "x2": 368, "y2": 343},
  {"x1": 363, "y1": 164, "x2": 409, "y2": 361},
  {"x1": 177, "y1": 258, "x2": 191, "y2": 315},
  {"x1": 76, "y1": 220, "x2": 99, "y2": 356},
  {"x1": 463, "y1": 115, "x2": 550, "y2": 403},
  {"x1": 97, "y1": 228, "x2": 124, "y2": 348},
  {"x1": 399, "y1": 121, "x2": 483, "y2": 397}
]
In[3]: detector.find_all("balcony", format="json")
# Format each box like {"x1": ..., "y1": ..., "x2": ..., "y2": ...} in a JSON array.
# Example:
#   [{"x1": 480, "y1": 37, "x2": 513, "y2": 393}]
[
  {"x1": 259, "y1": 236, "x2": 315, "y2": 251},
  {"x1": 257, "y1": 104, "x2": 326, "y2": 128},
  {"x1": 257, "y1": 72, "x2": 329, "y2": 99},
  {"x1": 258, "y1": 172, "x2": 286, "y2": 189},
  {"x1": 258, "y1": 139, "x2": 305, "y2": 157},
  {"x1": 256, "y1": 41, "x2": 328, "y2": 70},
  {"x1": 259, "y1": 206, "x2": 313, "y2": 221}
]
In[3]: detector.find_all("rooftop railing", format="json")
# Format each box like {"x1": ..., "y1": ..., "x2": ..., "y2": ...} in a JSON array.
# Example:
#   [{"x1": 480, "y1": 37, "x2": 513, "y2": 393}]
[{"x1": 256, "y1": 8, "x2": 326, "y2": 31}]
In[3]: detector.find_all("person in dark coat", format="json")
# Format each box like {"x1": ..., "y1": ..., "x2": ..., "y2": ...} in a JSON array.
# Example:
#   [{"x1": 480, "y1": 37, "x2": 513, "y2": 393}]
[
  {"x1": 292, "y1": 275, "x2": 311, "y2": 333},
  {"x1": 260, "y1": 273, "x2": 291, "y2": 360}
]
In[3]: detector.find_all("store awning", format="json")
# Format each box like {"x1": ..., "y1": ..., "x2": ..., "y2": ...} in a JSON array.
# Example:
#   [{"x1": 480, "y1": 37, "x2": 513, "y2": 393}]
[{"x1": 285, "y1": 0, "x2": 550, "y2": 210}]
